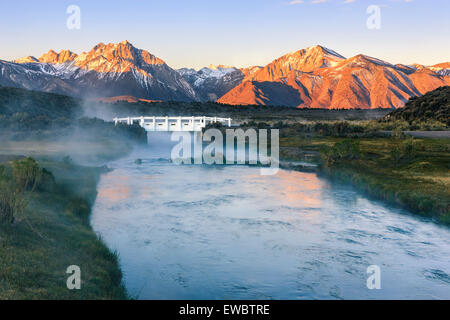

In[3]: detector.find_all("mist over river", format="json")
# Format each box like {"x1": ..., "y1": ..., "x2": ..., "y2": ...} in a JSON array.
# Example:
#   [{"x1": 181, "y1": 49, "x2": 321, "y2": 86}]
[{"x1": 90, "y1": 133, "x2": 450, "y2": 299}]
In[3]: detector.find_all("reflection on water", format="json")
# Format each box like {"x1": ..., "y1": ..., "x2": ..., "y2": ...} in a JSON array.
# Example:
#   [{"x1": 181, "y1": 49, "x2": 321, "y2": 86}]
[{"x1": 91, "y1": 138, "x2": 450, "y2": 300}]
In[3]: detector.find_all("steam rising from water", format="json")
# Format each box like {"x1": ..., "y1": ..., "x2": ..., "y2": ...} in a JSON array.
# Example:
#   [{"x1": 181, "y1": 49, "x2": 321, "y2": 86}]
[{"x1": 91, "y1": 144, "x2": 450, "y2": 300}]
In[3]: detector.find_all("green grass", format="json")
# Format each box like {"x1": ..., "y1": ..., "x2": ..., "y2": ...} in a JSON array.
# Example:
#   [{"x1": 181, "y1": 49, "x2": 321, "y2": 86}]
[
  {"x1": 0, "y1": 159, "x2": 128, "y2": 299},
  {"x1": 280, "y1": 136, "x2": 450, "y2": 224},
  {"x1": 0, "y1": 138, "x2": 135, "y2": 164}
]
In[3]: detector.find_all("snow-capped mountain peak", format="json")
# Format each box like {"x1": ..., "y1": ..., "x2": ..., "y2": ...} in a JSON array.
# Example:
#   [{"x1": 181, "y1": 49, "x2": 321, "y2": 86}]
[
  {"x1": 2, "y1": 43, "x2": 449, "y2": 108},
  {"x1": 1, "y1": 41, "x2": 196, "y2": 101},
  {"x1": 177, "y1": 65, "x2": 244, "y2": 101},
  {"x1": 14, "y1": 56, "x2": 39, "y2": 64},
  {"x1": 39, "y1": 49, "x2": 78, "y2": 64}
]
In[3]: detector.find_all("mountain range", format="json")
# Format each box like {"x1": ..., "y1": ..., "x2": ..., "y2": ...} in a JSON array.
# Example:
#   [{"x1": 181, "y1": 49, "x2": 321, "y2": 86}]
[
  {"x1": 1, "y1": 41, "x2": 195, "y2": 101},
  {"x1": 1, "y1": 41, "x2": 449, "y2": 109}
]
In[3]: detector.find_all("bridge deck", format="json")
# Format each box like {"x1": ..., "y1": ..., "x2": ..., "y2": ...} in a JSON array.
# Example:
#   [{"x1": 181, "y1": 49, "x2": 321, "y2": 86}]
[{"x1": 113, "y1": 116, "x2": 232, "y2": 132}]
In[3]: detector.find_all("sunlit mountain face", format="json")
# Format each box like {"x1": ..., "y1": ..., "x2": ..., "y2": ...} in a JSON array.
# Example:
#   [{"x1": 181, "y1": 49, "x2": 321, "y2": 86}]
[
  {"x1": 1, "y1": 41, "x2": 449, "y2": 108},
  {"x1": 218, "y1": 45, "x2": 450, "y2": 109},
  {"x1": 1, "y1": 41, "x2": 196, "y2": 102}
]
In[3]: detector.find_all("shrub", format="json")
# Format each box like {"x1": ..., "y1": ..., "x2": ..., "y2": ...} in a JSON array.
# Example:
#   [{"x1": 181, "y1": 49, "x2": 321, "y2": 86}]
[
  {"x1": 320, "y1": 139, "x2": 361, "y2": 167},
  {"x1": 391, "y1": 127, "x2": 405, "y2": 139},
  {"x1": 0, "y1": 181, "x2": 21, "y2": 224},
  {"x1": 37, "y1": 168, "x2": 56, "y2": 193},
  {"x1": 390, "y1": 138, "x2": 417, "y2": 166},
  {"x1": 0, "y1": 165, "x2": 27, "y2": 224},
  {"x1": 0, "y1": 158, "x2": 48, "y2": 224},
  {"x1": 65, "y1": 197, "x2": 90, "y2": 222},
  {"x1": 12, "y1": 157, "x2": 42, "y2": 193}
]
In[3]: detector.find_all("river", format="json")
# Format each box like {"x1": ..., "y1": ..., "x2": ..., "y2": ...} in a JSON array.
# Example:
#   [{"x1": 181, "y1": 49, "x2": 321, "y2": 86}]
[{"x1": 90, "y1": 134, "x2": 450, "y2": 299}]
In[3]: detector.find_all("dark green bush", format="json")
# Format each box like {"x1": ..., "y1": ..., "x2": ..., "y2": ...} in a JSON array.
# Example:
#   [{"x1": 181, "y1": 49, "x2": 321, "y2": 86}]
[
  {"x1": 12, "y1": 157, "x2": 42, "y2": 193},
  {"x1": 0, "y1": 158, "x2": 55, "y2": 224},
  {"x1": 381, "y1": 86, "x2": 449, "y2": 127},
  {"x1": 390, "y1": 138, "x2": 417, "y2": 166},
  {"x1": 37, "y1": 168, "x2": 56, "y2": 193},
  {"x1": 65, "y1": 197, "x2": 90, "y2": 222},
  {"x1": 0, "y1": 163, "x2": 28, "y2": 224},
  {"x1": 0, "y1": 180, "x2": 19, "y2": 224},
  {"x1": 320, "y1": 139, "x2": 361, "y2": 167}
]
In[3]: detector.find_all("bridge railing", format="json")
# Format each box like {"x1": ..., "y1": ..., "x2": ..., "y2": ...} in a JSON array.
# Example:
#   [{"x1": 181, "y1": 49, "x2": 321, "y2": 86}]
[{"x1": 113, "y1": 116, "x2": 232, "y2": 132}]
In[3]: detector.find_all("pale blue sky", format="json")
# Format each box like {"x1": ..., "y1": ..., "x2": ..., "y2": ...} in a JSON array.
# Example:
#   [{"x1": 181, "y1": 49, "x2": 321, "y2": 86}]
[{"x1": 1, "y1": 0, "x2": 448, "y2": 69}]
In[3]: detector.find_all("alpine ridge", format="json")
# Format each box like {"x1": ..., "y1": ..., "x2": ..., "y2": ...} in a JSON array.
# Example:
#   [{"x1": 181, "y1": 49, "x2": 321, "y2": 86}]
[
  {"x1": 218, "y1": 45, "x2": 450, "y2": 109},
  {"x1": 1, "y1": 41, "x2": 196, "y2": 101},
  {"x1": 1, "y1": 42, "x2": 449, "y2": 109}
]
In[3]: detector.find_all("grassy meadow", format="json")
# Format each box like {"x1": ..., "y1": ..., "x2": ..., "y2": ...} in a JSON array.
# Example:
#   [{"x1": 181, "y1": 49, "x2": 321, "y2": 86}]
[{"x1": 0, "y1": 158, "x2": 128, "y2": 299}]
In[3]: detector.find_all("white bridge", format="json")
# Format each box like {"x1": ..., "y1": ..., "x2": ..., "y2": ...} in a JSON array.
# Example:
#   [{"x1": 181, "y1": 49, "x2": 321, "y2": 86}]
[
  {"x1": 113, "y1": 116, "x2": 232, "y2": 132},
  {"x1": 114, "y1": 116, "x2": 231, "y2": 131}
]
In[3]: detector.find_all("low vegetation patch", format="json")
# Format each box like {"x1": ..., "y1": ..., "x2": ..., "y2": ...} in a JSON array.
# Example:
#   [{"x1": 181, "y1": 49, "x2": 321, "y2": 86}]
[
  {"x1": 0, "y1": 157, "x2": 128, "y2": 299},
  {"x1": 279, "y1": 133, "x2": 450, "y2": 224}
]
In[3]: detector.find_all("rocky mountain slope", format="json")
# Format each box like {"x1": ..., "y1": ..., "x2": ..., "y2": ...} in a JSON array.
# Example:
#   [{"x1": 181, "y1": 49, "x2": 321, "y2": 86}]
[
  {"x1": 176, "y1": 65, "x2": 264, "y2": 102},
  {"x1": 1, "y1": 42, "x2": 448, "y2": 109},
  {"x1": 1, "y1": 41, "x2": 196, "y2": 101},
  {"x1": 177, "y1": 65, "x2": 245, "y2": 101},
  {"x1": 218, "y1": 46, "x2": 450, "y2": 109}
]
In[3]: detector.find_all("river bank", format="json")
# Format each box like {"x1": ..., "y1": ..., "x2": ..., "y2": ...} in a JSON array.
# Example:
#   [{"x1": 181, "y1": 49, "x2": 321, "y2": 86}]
[
  {"x1": 0, "y1": 137, "x2": 142, "y2": 299},
  {"x1": 280, "y1": 136, "x2": 450, "y2": 225}
]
